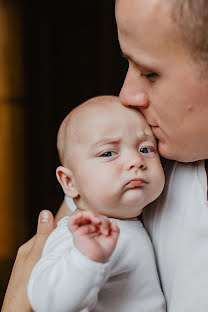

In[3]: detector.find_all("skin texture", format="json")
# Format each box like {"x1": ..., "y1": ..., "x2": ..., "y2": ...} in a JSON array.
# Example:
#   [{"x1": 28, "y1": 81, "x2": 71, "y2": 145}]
[
  {"x1": 56, "y1": 96, "x2": 165, "y2": 219},
  {"x1": 116, "y1": 0, "x2": 208, "y2": 162}
]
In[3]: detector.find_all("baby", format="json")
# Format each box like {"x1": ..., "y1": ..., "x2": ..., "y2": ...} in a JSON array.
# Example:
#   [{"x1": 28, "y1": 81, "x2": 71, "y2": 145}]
[{"x1": 28, "y1": 96, "x2": 166, "y2": 311}]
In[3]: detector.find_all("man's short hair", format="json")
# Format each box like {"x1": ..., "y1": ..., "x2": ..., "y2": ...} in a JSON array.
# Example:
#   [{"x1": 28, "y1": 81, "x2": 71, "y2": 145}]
[{"x1": 171, "y1": 0, "x2": 208, "y2": 76}]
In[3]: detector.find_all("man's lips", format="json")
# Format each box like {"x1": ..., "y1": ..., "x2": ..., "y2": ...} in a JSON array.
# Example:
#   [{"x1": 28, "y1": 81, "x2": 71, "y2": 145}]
[
  {"x1": 125, "y1": 178, "x2": 148, "y2": 189},
  {"x1": 150, "y1": 126, "x2": 160, "y2": 138},
  {"x1": 146, "y1": 118, "x2": 158, "y2": 128}
]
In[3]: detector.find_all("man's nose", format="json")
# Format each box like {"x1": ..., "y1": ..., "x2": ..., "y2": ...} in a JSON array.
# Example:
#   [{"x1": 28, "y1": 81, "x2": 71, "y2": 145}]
[{"x1": 119, "y1": 66, "x2": 149, "y2": 109}]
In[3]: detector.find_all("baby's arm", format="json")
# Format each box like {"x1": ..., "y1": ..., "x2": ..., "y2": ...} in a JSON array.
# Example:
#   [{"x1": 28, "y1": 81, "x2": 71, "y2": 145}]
[
  {"x1": 69, "y1": 210, "x2": 120, "y2": 263},
  {"x1": 27, "y1": 214, "x2": 119, "y2": 312}
]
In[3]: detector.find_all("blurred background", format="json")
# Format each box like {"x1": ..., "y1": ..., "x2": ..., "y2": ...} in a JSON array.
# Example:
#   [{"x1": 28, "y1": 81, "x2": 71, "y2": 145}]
[{"x1": 0, "y1": 0, "x2": 126, "y2": 306}]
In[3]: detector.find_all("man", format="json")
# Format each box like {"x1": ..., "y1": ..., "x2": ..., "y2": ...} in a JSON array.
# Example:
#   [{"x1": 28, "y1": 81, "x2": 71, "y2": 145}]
[
  {"x1": 116, "y1": 0, "x2": 208, "y2": 162},
  {"x1": 2, "y1": 0, "x2": 208, "y2": 311},
  {"x1": 116, "y1": 1, "x2": 208, "y2": 311}
]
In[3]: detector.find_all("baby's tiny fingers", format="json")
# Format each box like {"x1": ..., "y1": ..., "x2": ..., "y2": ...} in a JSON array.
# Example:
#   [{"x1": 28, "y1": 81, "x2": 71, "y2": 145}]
[
  {"x1": 69, "y1": 212, "x2": 90, "y2": 232},
  {"x1": 68, "y1": 218, "x2": 79, "y2": 233},
  {"x1": 77, "y1": 224, "x2": 97, "y2": 236},
  {"x1": 110, "y1": 221, "x2": 120, "y2": 234},
  {"x1": 69, "y1": 212, "x2": 84, "y2": 226},
  {"x1": 99, "y1": 215, "x2": 111, "y2": 236},
  {"x1": 81, "y1": 211, "x2": 101, "y2": 225}
]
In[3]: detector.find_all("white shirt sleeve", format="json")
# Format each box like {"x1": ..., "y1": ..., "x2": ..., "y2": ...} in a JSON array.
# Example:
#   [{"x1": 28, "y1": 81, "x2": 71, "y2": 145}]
[{"x1": 27, "y1": 217, "x2": 110, "y2": 312}]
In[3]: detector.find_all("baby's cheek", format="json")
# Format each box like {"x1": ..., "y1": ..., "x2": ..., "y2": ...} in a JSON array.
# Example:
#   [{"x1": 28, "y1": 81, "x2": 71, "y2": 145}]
[{"x1": 150, "y1": 170, "x2": 165, "y2": 199}]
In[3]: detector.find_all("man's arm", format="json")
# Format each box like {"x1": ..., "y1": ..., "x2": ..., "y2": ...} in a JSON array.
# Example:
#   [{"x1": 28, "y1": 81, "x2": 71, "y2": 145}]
[
  {"x1": 2, "y1": 210, "x2": 55, "y2": 312},
  {"x1": 2, "y1": 199, "x2": 71, "y2": 312}
]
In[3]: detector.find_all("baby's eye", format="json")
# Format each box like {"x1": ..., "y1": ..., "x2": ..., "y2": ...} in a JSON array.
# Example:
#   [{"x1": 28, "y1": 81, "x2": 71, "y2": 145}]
[
  {"x1": 140, "y1": 147, "x2": 154, "y2": 154},
  {"x1": 100, "y1": 151, "x2": 117, "y2": 157}
]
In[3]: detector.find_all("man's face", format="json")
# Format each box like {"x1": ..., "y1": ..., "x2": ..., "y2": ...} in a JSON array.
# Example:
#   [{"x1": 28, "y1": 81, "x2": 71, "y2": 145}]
[
  {"x1": 116, "y1": 0, "x2": 208, "y2": 162},
  {"x1": 70, "y1": 102, "x2": 164, "y2": 219}
]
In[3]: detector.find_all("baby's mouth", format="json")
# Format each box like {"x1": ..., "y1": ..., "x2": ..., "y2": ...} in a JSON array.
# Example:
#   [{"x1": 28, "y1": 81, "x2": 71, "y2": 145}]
[{"x1": 125, "y1": 178, "x2": 148, "y2": 189}]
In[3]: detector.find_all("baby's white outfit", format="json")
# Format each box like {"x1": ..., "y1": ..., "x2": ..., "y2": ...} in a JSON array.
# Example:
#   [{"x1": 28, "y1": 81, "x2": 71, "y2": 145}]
[
  {"x1": 143, "y1": 160, "x2": 208, "y2": 312},
  {"x1": 28, "y1": 207, "x2": 165, "y2": 312}
]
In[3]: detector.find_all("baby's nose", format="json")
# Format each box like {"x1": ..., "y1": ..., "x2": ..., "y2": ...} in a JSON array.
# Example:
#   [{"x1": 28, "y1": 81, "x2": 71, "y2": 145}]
[{"x1": 126, "y1": 154, "x2": 146, "y2": 171}]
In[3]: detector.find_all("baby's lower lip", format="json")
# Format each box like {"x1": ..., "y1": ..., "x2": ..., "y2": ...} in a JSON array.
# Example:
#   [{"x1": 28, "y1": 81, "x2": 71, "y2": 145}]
[{"x1": 126, "y1": 179, "x2": 147, "y2": 188}]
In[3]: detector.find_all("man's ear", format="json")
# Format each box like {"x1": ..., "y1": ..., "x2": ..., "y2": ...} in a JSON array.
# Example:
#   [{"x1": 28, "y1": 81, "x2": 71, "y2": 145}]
[{"x1": 56, "y1": 166, "x2": 79, "y2": 198}]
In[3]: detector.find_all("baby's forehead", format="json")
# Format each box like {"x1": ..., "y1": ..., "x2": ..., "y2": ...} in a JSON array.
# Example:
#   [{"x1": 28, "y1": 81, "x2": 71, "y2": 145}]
[
  {"x1": 67, "y1": 97, "x2": 121, "y2": 133},
  {"x1": 68, "y1": 103, "x2": 151, "y2": 140},
  {"x1": 66, "y1": 96, "x2": 155, "y2": 146}
]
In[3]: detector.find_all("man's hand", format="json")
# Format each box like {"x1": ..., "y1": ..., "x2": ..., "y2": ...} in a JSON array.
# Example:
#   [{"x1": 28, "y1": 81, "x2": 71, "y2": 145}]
[
  {"x1": 69, "y1": 211, "x2": 120, "y2": 263},
  {"x1": 2, "y1": 210, "x2": 55, "y2": 312}
]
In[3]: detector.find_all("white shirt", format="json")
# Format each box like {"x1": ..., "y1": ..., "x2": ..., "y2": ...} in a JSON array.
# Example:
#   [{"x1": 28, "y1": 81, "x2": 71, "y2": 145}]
[
  {"x1": 143, "y1": 160, "x2": 208, "y2": 312},
  {"x1": 28, "y1": 215, "x2": 165, "y2": 312}
]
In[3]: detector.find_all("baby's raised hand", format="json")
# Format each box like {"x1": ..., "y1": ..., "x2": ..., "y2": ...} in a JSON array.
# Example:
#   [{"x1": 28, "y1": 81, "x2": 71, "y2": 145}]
[{"x1": 68, "y1": 211, "x2": 120, "y2": 263}]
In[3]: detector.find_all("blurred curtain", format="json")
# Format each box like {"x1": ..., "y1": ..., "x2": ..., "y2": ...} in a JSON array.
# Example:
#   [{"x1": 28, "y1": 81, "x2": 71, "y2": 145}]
[
  {"x1": 0, "y1": 0, "x2": 27, "y2": 305},
  {"x1": 0, "y1": 0, "x2": 26, "y2": 264}
]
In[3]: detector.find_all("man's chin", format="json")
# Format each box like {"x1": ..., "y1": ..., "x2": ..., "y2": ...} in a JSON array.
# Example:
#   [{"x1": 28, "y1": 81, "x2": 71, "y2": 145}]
[
  {"x1": 158, "y1": 143, "x2": 200, "y2": 163},
  {"x1": 158, "y1": 142, "x2": 174, "y2": 159}
]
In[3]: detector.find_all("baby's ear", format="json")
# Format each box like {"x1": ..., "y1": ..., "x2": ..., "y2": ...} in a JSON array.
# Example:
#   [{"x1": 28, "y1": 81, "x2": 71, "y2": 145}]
[{"x1": 56, "y1": 166, "x2": 79, "y2": 198}]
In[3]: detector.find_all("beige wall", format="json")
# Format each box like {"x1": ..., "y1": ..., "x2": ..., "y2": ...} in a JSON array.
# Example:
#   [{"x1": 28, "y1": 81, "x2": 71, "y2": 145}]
[{"x1": 0, "y1": 1, "x2": 27, "y2": 258}]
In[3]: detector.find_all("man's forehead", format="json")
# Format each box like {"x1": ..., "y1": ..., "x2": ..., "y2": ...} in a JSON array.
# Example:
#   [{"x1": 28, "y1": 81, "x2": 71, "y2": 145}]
[
  {"x1": 116, "y1": 0, "x2": 158, "y2": 17},
  {"x1": 116, "y1": 0, "x2": 180, "y2": 65},
  {"x1": 115, "y1": 0, "x2": 171, "y2": 30}
]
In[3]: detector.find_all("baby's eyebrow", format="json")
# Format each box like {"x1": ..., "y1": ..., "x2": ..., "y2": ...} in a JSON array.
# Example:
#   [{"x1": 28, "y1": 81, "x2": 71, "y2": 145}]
[
  {"x1": 92, "y1": 136, "x2": 121, "y2": 148},
  {"x1": 136, "y1": 131, "x2": 155, "y2": 141},
  {"x1": 138, "y1": 134, "x2": 158, "y2": 147}
]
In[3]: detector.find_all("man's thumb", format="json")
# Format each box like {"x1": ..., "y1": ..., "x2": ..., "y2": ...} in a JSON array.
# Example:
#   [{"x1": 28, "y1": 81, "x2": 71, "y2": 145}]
[{"x1": 32, "y1": 210, "x2": 55, "y2": 257}]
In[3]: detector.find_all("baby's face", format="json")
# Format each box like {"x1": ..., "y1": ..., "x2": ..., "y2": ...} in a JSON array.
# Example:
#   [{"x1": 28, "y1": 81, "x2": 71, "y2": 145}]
[{"x1": 69, "y1": 101, "x2": 165, "y2": 219}]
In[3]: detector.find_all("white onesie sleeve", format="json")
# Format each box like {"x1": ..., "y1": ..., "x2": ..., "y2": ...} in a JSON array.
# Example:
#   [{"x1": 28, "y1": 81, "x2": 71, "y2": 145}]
[
  {"x1": 27, "y1": 217, "x2": 110, "y2": 312},
  {"x1": 28, "y1": 214, "x2": 166, "y2": 312}
]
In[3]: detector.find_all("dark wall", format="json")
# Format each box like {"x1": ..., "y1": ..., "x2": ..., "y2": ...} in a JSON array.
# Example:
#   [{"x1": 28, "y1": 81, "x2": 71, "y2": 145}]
[{"x1": 23, "y1": 1, "x2": 127, "y2": 234}]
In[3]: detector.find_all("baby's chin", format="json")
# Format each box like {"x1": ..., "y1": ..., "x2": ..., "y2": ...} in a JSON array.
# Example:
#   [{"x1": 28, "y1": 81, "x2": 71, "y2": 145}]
[
  {"x1": 121, "y1": 191, "x2": 150, "y2": 209},
  {"x1": 82, "y1": 194, "x2": 147, "y2": 219},
  {"x1": 109, "y1": 210, "x2": 143, "y2": 220},
  {"x1": 104, "y1": 203, "x2": 144, "y2": 220}
]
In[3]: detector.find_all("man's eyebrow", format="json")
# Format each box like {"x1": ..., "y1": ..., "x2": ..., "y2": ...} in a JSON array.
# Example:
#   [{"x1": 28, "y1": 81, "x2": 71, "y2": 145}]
[{"x1": 121, "y1": 52, "x2": 157, "y2": 72}]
